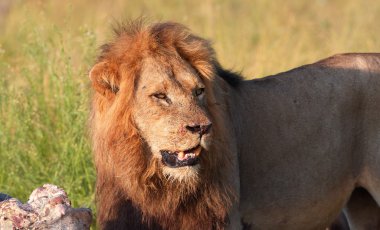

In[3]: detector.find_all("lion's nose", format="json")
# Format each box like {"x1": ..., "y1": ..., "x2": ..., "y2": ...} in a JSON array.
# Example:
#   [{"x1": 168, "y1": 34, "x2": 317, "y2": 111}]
[{"x1": 186, "y1": 123, "x2": 212, "y2": 135}]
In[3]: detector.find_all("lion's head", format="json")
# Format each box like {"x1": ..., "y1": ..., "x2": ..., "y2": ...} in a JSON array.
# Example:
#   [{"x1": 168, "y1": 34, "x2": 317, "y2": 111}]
[
  {"x1": 90, "y1": 21, "x2": 238, "y2": 229},
  {"x1": 132, "y1": 54, "x2": 215, "y2": 180}
]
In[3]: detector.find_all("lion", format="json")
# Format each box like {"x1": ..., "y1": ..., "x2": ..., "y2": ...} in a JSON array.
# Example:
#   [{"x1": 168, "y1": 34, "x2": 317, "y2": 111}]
[{"x1": 89, "y1": 21, "x2": 380, "y2": 229}]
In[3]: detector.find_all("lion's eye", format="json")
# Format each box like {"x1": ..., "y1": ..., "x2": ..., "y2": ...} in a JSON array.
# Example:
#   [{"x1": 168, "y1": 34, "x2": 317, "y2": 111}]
[
  {"x1": 195, "y1": 88, "x2": 205, "y2": 97},
  {"x1": 152, "y1": 93, "x2": 167, "y2": 100}
]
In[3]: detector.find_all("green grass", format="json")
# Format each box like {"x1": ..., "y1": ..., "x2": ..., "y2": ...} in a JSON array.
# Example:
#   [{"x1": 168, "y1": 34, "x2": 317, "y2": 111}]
[
  {"x1": 0, "y1": 2, "x2": 97, "y2": 210},
  {"x1": 1, "y1": 0, "x2": 380, "y2": 228}
]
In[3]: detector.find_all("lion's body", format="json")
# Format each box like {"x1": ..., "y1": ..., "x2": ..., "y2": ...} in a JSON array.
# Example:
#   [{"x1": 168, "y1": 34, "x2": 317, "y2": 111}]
[
  {"x1": 235, "y1": 53, "x2": 380, "y2": 229},
  {"x1": 89, "y1": 21, "x2": 380, "y2": 229}
]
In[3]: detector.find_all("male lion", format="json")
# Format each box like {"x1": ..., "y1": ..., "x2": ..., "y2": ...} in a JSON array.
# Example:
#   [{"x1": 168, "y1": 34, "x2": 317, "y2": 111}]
[{"x1": 89, "y1": 21, "x2": 380, "y2": 229}]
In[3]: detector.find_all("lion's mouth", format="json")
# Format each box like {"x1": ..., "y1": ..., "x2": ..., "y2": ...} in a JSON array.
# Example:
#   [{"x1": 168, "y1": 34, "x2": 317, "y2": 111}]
[{"x1": 160, "y1": 145, "x2": 201, "y2": 168}]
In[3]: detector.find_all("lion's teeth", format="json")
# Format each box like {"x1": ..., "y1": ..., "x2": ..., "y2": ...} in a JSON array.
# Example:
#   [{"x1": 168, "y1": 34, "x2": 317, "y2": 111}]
[
  {"x1": 194, "y1": 147, "x2": 201, "y2": 157},
  {"x1": 178, "y1": 151, "x2": 186, "y2": 160},
  {"x1": 177, "y1": 149, "x2": 200, "y2": 161},
  {"x1": 185, "y1": 153, "x2": 195, "y2": 158}
]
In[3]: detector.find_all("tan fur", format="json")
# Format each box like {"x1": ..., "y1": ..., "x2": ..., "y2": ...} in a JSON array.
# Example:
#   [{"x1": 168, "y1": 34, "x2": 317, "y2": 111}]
[{"x1": 235, "y1": 53, "x2": 380, "y2": 229}]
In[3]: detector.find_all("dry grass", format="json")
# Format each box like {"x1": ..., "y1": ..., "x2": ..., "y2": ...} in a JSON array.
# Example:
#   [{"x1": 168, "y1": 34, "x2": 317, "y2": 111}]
[{"x1": 0, "y1": 0, "x2": 379, "y2": 228}]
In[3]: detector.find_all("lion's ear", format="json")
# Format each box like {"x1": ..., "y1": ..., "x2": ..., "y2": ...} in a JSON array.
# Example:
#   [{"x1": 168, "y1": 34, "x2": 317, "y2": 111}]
[{"x1": 89, "y1": 61, "x2": 120, "y2": 98}]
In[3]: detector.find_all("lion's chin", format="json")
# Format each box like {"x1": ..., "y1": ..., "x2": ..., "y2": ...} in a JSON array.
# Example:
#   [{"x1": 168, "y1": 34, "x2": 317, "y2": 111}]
[{"x1": 162, "y1": 164, "x2": 200, "y2": 183}]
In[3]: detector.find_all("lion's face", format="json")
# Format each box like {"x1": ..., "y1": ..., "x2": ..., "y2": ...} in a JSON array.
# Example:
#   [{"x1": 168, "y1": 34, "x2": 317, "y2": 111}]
[{"x1": 132, "y1": 57, "x2": 213, "y2": 179}]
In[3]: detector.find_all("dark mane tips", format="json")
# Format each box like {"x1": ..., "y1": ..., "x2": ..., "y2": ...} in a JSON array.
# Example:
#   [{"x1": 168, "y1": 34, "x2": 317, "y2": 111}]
[
  {"x1": 112, "y1": 19, "x2": 146, "y2": 37},
  {"x1": 215, "y1": 64, "x2": 243, "y2": 87}
]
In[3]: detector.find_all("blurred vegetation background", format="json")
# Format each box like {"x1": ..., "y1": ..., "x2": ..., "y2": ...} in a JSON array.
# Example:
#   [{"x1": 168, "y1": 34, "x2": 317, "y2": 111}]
[{"x1": 0, "y1": 0, "x2": 379, "y2": 227}]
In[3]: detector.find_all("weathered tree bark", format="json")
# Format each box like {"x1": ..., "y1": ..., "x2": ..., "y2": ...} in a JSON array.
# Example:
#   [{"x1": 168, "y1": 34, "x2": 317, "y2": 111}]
[{"x1": 0, "y1": 184, "x2": 92, "y2": 229}]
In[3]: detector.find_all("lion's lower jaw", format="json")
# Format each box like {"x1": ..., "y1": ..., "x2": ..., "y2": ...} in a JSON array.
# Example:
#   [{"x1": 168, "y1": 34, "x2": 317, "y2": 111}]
[{"x1": 162, "y1": 164, "x2": 200, "y2": 183}]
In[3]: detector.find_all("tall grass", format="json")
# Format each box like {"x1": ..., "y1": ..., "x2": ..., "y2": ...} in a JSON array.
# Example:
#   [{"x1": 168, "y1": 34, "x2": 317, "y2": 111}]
[
  {"x1": 0, "y1": 6, "x2": 97, "y2": 208},
  {"x1": 1, "y1": 0, "x2": 380, "y2": 228}
]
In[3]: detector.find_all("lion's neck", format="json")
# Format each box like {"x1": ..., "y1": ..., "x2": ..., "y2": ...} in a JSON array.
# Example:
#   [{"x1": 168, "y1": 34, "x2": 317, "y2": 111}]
[{"x1": 120, "y1": 155, "x2": 230, "y2": 228}]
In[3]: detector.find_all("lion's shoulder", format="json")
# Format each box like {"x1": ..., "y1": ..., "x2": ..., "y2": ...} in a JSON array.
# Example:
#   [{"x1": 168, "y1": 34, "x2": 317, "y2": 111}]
[{"x1": 216, "y1": 65, "x2": 243, "y2": 87}]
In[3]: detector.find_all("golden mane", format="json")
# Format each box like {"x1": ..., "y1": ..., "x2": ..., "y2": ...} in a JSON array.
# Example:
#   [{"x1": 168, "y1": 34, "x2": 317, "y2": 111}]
[{"x1": 90, "y1": 21, "x2": 236, "y2": 229}]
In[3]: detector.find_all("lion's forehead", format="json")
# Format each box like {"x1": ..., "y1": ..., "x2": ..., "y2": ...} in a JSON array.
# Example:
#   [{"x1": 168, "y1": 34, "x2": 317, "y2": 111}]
[{"x1": 138, "y1": 57, "x2": 204, "y2": 92}]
